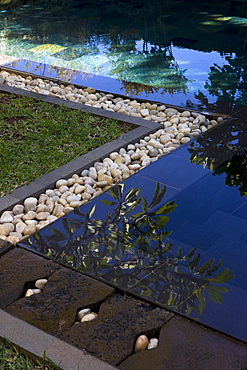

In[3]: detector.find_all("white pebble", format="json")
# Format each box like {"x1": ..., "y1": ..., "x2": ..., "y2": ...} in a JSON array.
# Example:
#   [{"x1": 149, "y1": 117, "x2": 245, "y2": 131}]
[
  {"x1": 77, "y1": 308, "x2": 91, "y2": 321},
  {"x1": 35, "y1": 279, "x2": 48, "y2": 290},
  {"x1": 25, "y1": 289, "x2": 34, "y2": 297},
  {"x1": 148, "y1": 338, "x2": 159, "y2": 349},
  {"x1": 80, "y1": 313, "x2": 98, "y2": 322},
  {"x1": 134, "y1": 335, "x2": 149, "y2": 352},
  {"x1": 0, "y1": 211, "x2": 13, "y2": 223}
]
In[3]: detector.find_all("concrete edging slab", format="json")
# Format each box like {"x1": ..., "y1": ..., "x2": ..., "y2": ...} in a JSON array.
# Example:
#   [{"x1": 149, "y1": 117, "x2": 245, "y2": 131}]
[{"x1": 0, "y1": 309, "x2": 117, "y2": 369}]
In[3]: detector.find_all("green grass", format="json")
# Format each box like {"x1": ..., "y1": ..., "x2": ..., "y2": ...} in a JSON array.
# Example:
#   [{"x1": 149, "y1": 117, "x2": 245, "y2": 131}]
[
  {"x1": 0, "y1": 340, "x2": 59, "y2": 369},
  {"x1": 0, "y1": 92, "x2": 133, "y2": 197}
]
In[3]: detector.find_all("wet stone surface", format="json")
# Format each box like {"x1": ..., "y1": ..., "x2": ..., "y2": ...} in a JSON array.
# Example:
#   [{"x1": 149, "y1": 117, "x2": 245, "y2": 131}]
[
  {"x1": 58, "y1": 294, "x2": 173, "y2": 366},
  {"x1": 119, "y1": 316, "x2": 247, "y2": 370},
  {"x1": 0, "y1": 247, "x2": 60, "y2": 309},
  {"x1": 5, "y1": 266, "x2": 114, "y2": 336},
  {"x1": 0, "y1": 238, "x2": 13, "y2": 257}
]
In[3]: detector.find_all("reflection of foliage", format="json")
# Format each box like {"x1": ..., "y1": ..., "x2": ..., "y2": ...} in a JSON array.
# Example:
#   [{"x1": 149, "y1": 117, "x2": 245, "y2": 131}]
[
  {"x1": 30, "y1": 182, "x2": 233, "y2": 317},
  {"x1": 108, "y1": 46, "x2": 189, "y2": 93},
  {"x1": 1, "y1": 0, "x2": 189, "y2": 94},
  {"x1": 188, "y1": 119, "x2": 247, "y2": 195},
  {"x1": 188, "y1": 119, "x2": 246, "y2": 170},
  {"x1": 205, "y1": 55, "x2": 247, "y2": 104},
  {"x1": 213, "y1": 149, "x2": 247, "y2": 196},
  {"x1": 120, "y1": 81, "x2": 161, "y2": 97},
  {"x1": 138, "y1": 245, "x2": 233, "y2": 317}
]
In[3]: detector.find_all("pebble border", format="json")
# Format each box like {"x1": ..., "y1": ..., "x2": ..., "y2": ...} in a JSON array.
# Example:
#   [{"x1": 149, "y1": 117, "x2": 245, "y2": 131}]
[{"x1": 0, "y1": 69, "x2": 226, "y2": 243}]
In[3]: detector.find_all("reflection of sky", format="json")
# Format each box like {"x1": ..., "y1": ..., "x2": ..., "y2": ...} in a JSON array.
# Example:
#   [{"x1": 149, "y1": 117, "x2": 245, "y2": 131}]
[
  {"x1": 172, "y1": 46, "x2": 231, "y2": 100},
  {"x1": 135, "y1": 40, "x2": 153, "y2": 53}
]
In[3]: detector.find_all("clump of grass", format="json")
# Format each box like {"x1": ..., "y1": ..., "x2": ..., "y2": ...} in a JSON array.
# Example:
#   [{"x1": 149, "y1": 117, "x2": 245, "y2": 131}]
[
  {"x1": 0, "y1": 340, "x2": 59, "y2": 369},
  {"x1": 0, "y1": 92, "x2": 133, "y2": 197}
]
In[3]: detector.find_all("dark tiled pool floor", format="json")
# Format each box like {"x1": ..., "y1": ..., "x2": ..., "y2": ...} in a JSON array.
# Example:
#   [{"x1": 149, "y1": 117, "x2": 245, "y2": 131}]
[{"x1": 19, "y1": 110, "x2": 247, "y2": 344}]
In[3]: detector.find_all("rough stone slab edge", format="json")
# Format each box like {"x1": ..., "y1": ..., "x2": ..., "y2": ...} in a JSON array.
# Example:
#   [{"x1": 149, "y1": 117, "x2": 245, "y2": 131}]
[
  {"x1": 0, "y1": 309, "x2": 117, "y2": 370},
  {"x1": 0, "y1": 84, "x2": 161, "y2": 212}
]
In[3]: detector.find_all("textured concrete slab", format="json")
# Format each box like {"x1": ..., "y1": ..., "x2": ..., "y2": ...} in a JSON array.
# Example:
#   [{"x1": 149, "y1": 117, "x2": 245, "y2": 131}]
[
  {"x1": 119, "y1": 315, "x2": 247, "y2": 370},
  {"x1": 5, "y1": 267, "x2": 115, "y2": 336},
  {"x1": 0, "y1": 193, "x2": 20, "y2": 213},
  {"x1": 58, "y1": 294, "x2": 173, "y2": 366},
  {"x1": 0, "y1": 247, "x2": 60, "y2": 309},
  {"x1": 46, "y1": 338, "x2": 117, "y2": 370}
]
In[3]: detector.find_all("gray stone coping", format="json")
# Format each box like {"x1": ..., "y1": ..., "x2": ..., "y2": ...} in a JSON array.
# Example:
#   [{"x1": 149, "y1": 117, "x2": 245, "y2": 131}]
[{"x1": 0, "y1": 309, "x2": 116, "y2": 370}]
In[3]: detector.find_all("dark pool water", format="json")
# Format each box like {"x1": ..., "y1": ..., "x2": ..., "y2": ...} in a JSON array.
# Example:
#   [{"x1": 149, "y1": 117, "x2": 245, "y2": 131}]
[{"x1": 1, "y1": 0, "x2": 247, "y2": 106}]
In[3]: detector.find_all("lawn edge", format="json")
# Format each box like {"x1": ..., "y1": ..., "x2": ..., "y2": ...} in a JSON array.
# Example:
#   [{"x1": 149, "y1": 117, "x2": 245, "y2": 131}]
[{"x1": 0, "y1": 84, "x2": 161, "y2": 212}]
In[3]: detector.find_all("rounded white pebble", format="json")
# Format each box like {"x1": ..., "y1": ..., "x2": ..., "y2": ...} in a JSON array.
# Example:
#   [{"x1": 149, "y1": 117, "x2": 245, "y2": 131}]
[
  {"x1": 80, "y1": 313, "x2": 98, "y2": 322},
  {"x1": 148, "y1": 338, "x2": 159, "y2": 349},
  {"x1": 25, "y1": 289, "x2": 34, "y2": 297},
  {"x1": 134, "y1": 335, "x2": 149, "y2": 352},
  {"x1": 77, "y1": 308, "x2": 91, "y2": 321},
  {"x1": 35, "y1": 279, "x2": 48, "y2": 290}
]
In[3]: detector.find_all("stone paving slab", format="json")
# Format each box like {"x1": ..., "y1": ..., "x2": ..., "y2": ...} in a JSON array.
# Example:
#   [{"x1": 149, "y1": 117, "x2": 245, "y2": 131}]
[
  {"x1": 6, "y1": 265, "x2": 115, "y2": 336},
  {"x1": 1, "y1": 247, "x2": 173, "y2": 367},
  {"x1": 119, "y1": 316, "x2": 247, "y2": 370},
  {"x1": 58, "y1": 294, "x2": 173, "y2": 366},
  {"x1": 0, "y1": 247, "x2": 60, "y2": 309}
]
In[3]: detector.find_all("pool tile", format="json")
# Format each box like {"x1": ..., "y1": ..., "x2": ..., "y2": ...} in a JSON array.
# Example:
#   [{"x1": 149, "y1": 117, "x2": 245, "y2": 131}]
[
  {"x1": 233, "y1": 273, "x2": 247, "y2": 290},
  {"x1": 137, "y1": 154, "x2": 211, "y2": 191},
  {"x1": 203, "y1": 210, "x2": 247, "y2": 239},
  {"x1": 167, "y1": 145, "x2": 193, "y2": 161},
  {"x1": 120, "y1": 173, "x2": 180, "y2": 205},
  {"x1": 29, "y1": 44, "x2": 67, "y2": 55},
  {"x1": 207, "y1": 235, "x2": 247, "y2": 274},
  {"x1": 232, "y1": 201, "x2": 247, "y2": 220},
  {"x1": 167, "y1": 173, "x2": 227, "y2": 226},
  {"x1": 211, "y1": 186, "x2": 245, "y2": 214},
  {"x1": 171, "y1": 221, "x2": 222, "y2": 250}
]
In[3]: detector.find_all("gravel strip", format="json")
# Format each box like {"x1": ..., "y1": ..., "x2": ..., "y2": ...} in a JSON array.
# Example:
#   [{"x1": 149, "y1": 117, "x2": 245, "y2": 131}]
[{"x1": 0, "y1": 69, "x2": 225, "y2": 242}]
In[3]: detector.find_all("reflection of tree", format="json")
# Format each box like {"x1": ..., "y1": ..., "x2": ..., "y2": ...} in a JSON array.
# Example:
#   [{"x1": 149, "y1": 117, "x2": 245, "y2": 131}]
[
  {"x1": 204, "y1": 55, "x2": 247, "y2": 104},
  {"x1": 30, "y1": 182, "x2": 233, "y2": 317},
  {"x1": 108, "y1": 45, "x2": 189, "y2": 93},
  {"x1": 188, "y1": 119, "x2": 247, "y2": 195},
  {"x1": 2, "y1": 0, "x2": 190, "y2": 94},
  {"x1": 189, "y1": 119, "x2": 246, "y2": 168},
  {"x1": 120, "y1": 81, "x2": 161, "y2": 97},
  {"x1": 213, "y1": 149, "x2": 247, "y2": 196}
]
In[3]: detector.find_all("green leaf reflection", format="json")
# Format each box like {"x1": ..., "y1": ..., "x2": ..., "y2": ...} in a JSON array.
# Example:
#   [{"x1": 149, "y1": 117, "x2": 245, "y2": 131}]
[{"x1": 30, "y1": 181, "x2": 234, "y2": 318}]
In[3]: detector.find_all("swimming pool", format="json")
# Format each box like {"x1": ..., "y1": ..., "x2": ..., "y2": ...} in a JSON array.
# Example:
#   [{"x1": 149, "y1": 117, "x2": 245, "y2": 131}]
[{"x1": 1, "y1": 0, "x2": 247, "y2": 106}]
